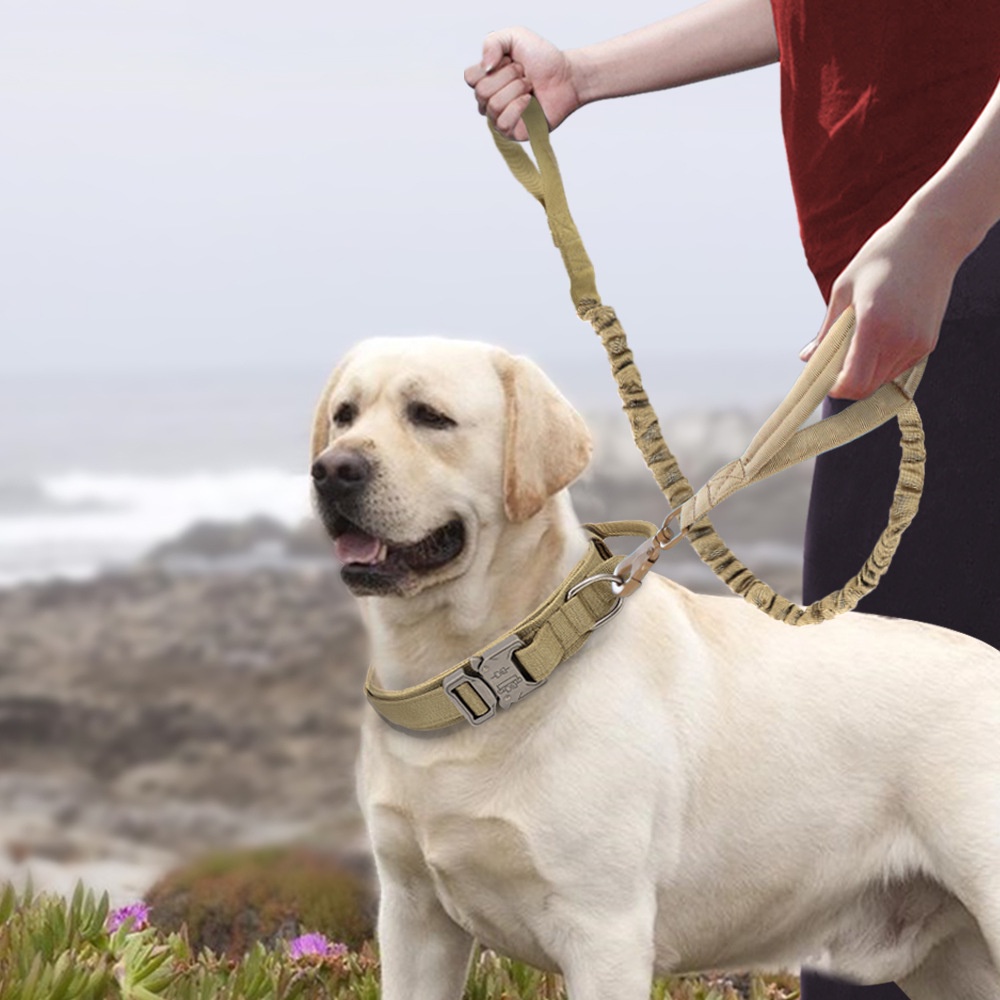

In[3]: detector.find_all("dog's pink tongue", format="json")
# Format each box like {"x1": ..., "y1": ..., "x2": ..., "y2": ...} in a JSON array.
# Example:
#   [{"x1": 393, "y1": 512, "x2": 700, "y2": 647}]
[{"x1": 335, "y1": 530, "x2": 383, "y2": 565}]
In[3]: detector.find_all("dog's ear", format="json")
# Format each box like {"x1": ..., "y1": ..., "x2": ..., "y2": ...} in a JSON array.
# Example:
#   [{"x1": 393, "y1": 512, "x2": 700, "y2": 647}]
[
  {"x1": 310, "y1": 362, "x2": 345, "y2": 461},
  {"x1": 494, "y1": 352, "x2": 593, "y2": 522}
]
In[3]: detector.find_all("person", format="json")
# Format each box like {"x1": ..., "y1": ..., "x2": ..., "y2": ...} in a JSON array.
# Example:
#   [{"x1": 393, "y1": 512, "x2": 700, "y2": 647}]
[{"x1": 465, "y1": 3, "x2": 1000, "y2": 997}]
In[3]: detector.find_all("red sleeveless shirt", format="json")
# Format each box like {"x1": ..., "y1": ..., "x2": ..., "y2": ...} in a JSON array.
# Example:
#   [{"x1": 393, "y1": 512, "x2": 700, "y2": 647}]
[{"x1": 769, "y1": 0, "x2": 1000, "y2": 300}]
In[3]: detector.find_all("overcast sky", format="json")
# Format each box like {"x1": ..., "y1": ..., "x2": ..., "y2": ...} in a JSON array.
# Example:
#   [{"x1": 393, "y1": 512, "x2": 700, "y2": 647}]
[{"x1": 1, "y1": 0, "x2": 825, "y2": 380}]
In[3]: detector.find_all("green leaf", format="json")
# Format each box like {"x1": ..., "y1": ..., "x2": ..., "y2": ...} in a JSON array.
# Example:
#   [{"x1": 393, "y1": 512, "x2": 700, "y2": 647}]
[
  {"x1": 0, "y1": 882, "x2": 16, "y2": 924},
  {"x1": 20, "y1": 952, "x2": 44, "y2": 1000}
]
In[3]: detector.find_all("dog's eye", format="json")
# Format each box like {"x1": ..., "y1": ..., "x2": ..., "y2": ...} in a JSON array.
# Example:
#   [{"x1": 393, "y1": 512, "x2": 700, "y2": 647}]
[
  {"x1": 407, "y1": 402, "x2": 456, "y2": 430},
  {"x1": 332, "y1": 402, "x2": 357, "y2": 428}
]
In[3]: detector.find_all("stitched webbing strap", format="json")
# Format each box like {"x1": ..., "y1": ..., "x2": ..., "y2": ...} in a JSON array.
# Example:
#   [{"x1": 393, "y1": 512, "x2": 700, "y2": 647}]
[
  {"x1": 492, "y1": 98, "x2": 926, "y2": 625},
  {"x1": 365, "y1": 521, "x2": 655, "y2": 731}
]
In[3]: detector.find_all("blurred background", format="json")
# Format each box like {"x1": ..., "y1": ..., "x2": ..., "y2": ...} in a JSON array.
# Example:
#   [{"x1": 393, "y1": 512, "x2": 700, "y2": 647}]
[{"x1": 0, "y1": 0, "x2": 822, "y2": 908}]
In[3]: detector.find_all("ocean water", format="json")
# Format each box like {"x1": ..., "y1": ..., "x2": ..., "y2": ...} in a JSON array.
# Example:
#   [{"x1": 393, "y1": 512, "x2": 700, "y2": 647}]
[
  {"x1": 0, "y1": 351, "x2": 804, "y2": 586},
  {"x1": 0, "y1": 469, "x2": 313, "y2": 586},
  {"x1": 0, "y1": 366, "x2": 319, "y2": 585}
]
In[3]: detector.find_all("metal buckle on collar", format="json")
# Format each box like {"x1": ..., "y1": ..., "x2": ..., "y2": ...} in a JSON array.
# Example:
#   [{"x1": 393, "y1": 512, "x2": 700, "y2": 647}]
[{"x1": 443, "y1": 635, "x2": 541, "y2": 726}]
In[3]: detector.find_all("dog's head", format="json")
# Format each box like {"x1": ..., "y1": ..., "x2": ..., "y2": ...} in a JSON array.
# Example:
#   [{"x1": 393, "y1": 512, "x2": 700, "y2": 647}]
[{"x1": 310, "y1": 338, "x2": 592, "y2": 598}]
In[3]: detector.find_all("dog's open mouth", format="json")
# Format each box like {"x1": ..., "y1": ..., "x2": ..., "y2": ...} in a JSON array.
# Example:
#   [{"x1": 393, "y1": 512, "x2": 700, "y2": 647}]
[{"x1": 332, "y1": 516, "x2": 466, "y2": 593}]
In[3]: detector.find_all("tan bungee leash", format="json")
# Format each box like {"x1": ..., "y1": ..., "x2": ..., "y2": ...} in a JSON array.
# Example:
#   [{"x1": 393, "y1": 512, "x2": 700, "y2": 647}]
[
  {"x1": 493, "y1": 98, "x2": 926, "y2": 619},
  {"x1": 364, "y1": 97, "x2": 927, "y2": 732}
]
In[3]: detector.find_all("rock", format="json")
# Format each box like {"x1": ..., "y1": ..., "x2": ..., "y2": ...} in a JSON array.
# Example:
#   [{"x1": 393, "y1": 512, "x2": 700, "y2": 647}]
[{"x1": 143, "y1": 516, "x2": 333, "y2": 575}]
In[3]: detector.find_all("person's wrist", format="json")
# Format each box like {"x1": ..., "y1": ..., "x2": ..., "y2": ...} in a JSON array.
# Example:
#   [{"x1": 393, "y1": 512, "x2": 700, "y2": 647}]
[
  {"x1": 564, "y1": 47, "x2": 600, "y2": 108},
  {"x1": 907, "y1": 182, "x2": 993, "y2": 269}
]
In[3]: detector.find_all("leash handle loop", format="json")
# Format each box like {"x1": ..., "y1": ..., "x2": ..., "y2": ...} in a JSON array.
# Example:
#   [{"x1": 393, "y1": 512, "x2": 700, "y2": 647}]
[
  {"x1": 490, "y1": 98, "x2": 927, "y2": 625},
  {"x1": 678, "y1": 309, "x2": 926, "y2": 532},
  {"x1": 493, "y1": 100, "x2": 600, "y2": 308}
]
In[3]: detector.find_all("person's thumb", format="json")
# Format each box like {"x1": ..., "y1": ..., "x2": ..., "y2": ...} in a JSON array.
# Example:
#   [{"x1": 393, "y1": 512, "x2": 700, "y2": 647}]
[
  {"x1": 481, "y1": 28, "x2": 516, "y2": 73},
  {"x1": 801, "y1": 285, "x2": 851, "y2": 362}
]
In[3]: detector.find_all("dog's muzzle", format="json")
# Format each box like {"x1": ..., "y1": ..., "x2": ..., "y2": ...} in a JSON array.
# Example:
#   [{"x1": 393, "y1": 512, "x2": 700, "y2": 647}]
[{"x1": 311, "y1": 447, "x2": 467, "y2": 595}]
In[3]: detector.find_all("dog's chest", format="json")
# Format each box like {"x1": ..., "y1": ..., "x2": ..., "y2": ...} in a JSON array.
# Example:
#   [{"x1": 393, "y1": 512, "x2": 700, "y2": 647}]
[{"x1": 361, "y1": 736, "x2": 564, "y2": 968}]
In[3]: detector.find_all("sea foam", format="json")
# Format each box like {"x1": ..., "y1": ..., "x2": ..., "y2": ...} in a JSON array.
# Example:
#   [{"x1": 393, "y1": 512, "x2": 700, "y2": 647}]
[{"x1": 0, "y1": 468, "x2": 312, "y2": 585}]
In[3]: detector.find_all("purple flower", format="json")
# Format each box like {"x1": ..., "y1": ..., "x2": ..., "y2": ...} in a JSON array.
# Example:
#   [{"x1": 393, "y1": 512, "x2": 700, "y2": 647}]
[
  {"x1": 288, "y1": 933, "x2": 349, "y2": 960},
  {"x1": 107, "y1": 902, "x2": 150, "y2": 933}
]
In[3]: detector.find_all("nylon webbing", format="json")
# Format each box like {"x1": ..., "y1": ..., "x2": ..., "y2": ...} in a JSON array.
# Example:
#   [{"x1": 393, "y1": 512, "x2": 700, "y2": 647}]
[
  {"x1": 364, "y1": 521, "x2": 655, "y2": 731},
  {"x1": 491, "y1": 98, "x2": 926, "y2": 625}
]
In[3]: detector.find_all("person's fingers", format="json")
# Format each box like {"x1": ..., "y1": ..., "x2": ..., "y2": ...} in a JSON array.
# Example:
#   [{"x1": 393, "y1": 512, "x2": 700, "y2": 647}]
[
  {"x1": 830, "y1": 295, "x2": 936, "y2": 398},
  {"x1": 828, "y1": 311, "x2": 912, "y2": 399},
  {"x1": 463, "y1": 61, "x2": 484, "y2": 88},
  {"x1": 465, "y1": 53, "x2": 510, "y2": 91},
  {"x1": 494, "y1": 92, "x2": 534, "y2": 140},
  {"x1": 484, "y1": 75, "x2": 532, "y2": 127},
  {"x1": 472, "y1": 59, "x2": 521, "y2": 115},
  {"x1": 834, "y1": 338, "x2": 929, "y2": 398},
  {"x1": 828, "y1": 332, "x2": 880, "y2": 399}
]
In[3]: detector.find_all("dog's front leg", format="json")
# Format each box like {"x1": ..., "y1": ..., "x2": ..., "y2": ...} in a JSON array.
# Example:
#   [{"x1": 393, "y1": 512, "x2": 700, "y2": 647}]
[
  {"x1": 378, "y1": 879, "x2": 475, "y2": 1000},
  {"x1": 561, "y1": 949, "x2": 655, "y2": 1000},
  {"x1": 554, "y1": 909, "x2": 657, "y2": 1000}
]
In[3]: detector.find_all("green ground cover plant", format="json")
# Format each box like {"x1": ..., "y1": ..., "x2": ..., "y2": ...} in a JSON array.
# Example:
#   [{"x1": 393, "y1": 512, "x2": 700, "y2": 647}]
[{"x1": 0, "y1": 882, "x2": 800, "y2": 1000}]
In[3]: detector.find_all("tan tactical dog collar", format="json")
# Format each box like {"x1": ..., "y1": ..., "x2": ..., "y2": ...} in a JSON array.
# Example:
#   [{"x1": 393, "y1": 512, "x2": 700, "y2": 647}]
[{"x1": 364, "y1": 520, "x2": 655, "y2": 732}]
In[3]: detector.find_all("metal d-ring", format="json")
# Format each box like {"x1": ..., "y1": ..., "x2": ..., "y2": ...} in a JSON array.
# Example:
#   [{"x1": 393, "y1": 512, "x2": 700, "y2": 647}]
[{"x1": 564, "y1": 573, "x2": 625, "y2": 631}]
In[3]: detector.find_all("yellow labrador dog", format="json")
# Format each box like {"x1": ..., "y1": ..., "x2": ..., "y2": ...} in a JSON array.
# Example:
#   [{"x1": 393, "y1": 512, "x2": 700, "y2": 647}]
[{"x1": 311, "y1": 337, "x2": 1000, "y2": 1000}]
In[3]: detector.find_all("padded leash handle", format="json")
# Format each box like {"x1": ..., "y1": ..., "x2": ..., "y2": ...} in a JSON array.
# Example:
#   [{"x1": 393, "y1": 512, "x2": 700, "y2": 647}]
[{"x1": 491, "y1": 98, "x2": 927, "y2": 625}]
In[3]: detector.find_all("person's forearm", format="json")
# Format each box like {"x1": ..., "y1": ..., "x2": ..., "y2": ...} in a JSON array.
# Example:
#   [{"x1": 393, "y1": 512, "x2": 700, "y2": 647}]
[
  {"x1": 805, "y1": 78, "x2": 1000, "y2": 401},
  {"x1": 569, "y1": 0, "x2": 779, "y2": 106},
  {"x1": 907, "y1": 79, "x2": 1000, "y2": 266}
]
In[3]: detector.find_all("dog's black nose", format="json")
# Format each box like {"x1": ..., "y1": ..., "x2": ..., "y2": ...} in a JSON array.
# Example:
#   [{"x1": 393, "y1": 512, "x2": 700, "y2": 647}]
[{"x1": 311, "y1": 451, "x2": 372, "y2": 494}]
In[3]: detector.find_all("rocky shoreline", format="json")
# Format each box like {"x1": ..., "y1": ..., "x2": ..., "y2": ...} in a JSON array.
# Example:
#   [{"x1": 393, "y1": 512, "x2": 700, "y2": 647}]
[{"x1": 0, "y1": 524, "x2": 371, "y2": 904}]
